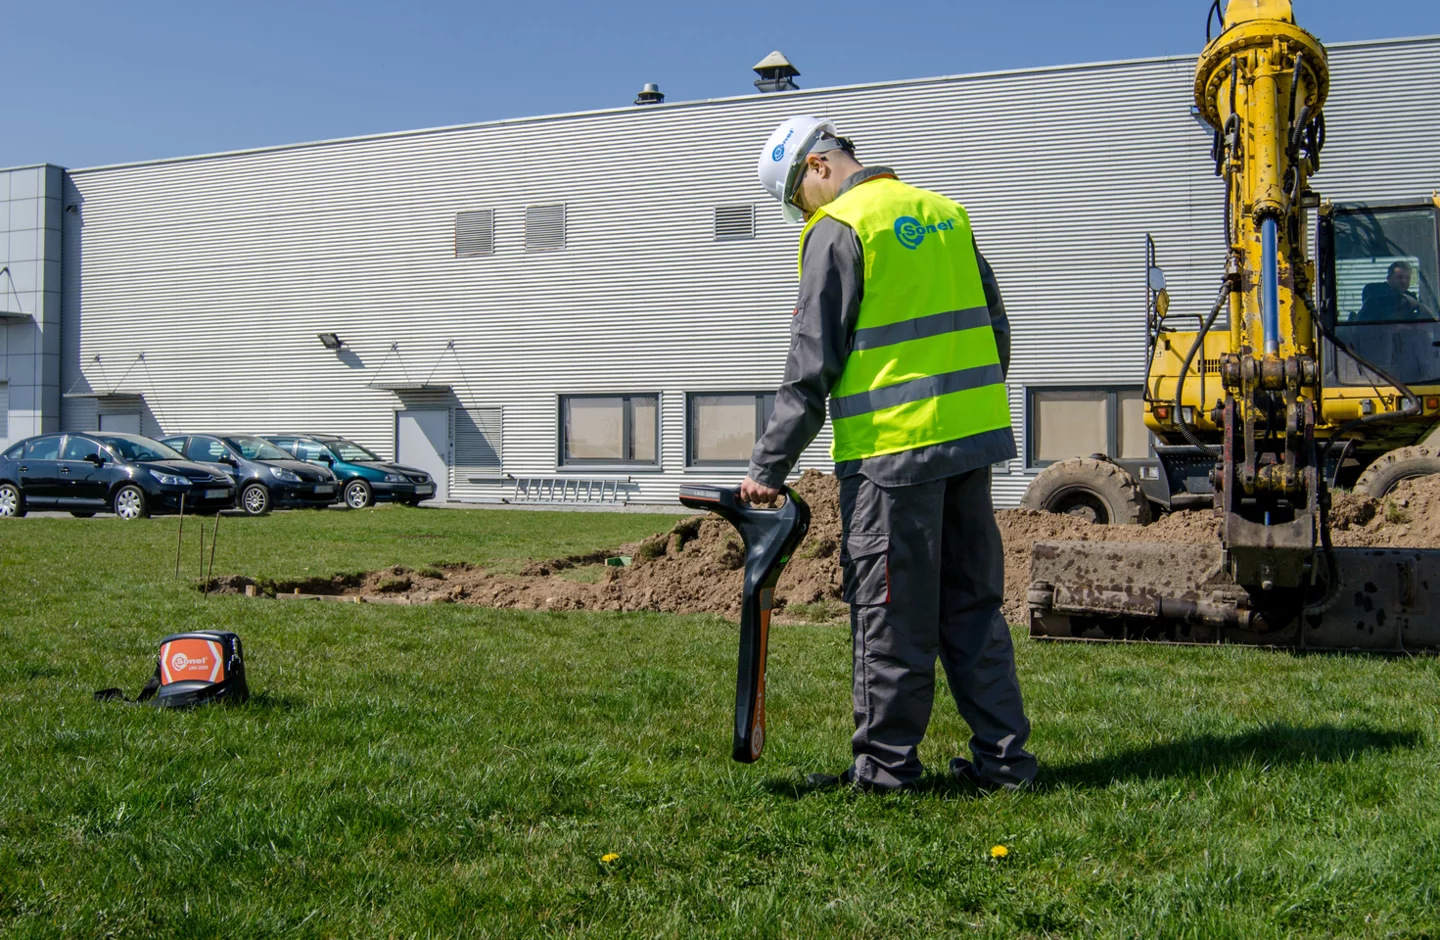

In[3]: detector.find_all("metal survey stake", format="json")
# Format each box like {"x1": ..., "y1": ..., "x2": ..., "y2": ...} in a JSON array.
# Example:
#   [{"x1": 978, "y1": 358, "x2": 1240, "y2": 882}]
[
  {"x1": 175, "y1": 495, "x2": 186, "y2": 578},
  {"x1": 678, "y1": 485, "x2": 809, "y2": 763},
  {"x1": 204, "y1": 511, "x2": 220, "y2": 596}
]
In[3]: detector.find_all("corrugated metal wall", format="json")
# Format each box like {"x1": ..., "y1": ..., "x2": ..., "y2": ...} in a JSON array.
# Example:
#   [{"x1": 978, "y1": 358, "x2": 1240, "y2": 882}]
[{"x1": 59, "y1": 37, "x2": 1440, "y2": 506}]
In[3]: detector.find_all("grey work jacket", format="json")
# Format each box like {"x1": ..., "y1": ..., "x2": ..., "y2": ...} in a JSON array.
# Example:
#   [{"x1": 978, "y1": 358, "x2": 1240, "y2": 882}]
[{"x1": 747, "y1": 167, "x2": 1018, "y2": 489}]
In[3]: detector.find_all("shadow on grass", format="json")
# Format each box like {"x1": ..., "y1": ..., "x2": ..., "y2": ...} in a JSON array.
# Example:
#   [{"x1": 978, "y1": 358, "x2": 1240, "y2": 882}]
[
  {"x1": 1044, "y1": 722, "x2": 1420, "y2": 790},
  {"x1": 762, "y1": 723, "x2": 1421, "y2": 799},
  {"x1": 239, "y1": 691, "x2": 307, "y2": 713}
]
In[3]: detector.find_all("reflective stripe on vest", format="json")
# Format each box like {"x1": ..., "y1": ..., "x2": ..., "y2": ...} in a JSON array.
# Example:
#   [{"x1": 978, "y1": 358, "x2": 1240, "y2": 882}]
[{"x1": 798, "y1": 177, "x2": 1012, "y2": 462}]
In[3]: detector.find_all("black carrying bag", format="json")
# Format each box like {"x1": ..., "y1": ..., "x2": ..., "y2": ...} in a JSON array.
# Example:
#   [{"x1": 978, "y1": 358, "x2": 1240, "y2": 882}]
[{"x1": 95, "y1": 631, "x2": 249, "y2": 708}]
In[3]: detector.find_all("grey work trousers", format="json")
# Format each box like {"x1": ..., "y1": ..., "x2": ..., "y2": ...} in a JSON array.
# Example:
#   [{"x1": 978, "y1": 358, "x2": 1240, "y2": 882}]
[{"x1": 839, "y1": 467, "x2": 1036, "y2": 789}]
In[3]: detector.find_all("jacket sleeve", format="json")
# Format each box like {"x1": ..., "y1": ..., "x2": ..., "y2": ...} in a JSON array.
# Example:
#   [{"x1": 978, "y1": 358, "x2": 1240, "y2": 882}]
[
  {"x1": 746, "y1": 219, "x2": 861, "y2": 488},
  {"x1": 975, "y1": 238, "x2": 1011, "y2": 379}
]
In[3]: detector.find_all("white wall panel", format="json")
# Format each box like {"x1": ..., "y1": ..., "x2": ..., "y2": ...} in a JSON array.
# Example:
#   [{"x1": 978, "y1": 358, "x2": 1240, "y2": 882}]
[{"x1": 59, "y1": 38, "x2": 1440, "y2": 506}]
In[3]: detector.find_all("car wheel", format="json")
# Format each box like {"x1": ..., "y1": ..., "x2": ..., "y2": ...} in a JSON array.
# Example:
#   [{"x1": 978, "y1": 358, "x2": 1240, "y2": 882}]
[
  {"x1": 0, "y1": 483, "x2": 25, "y2": 518},
  {"x1": 113, "y1": 484, "x2": 150, "y2": 520},
  {"x1": 343, "y1": 480, "x2": 374, "y2": 509},
  {"x1": 69, "y1": 512, "x2": 97, "y2": 518},
  {"x1": 240, "y1": 482, "x2": 272, "y2": 516}
]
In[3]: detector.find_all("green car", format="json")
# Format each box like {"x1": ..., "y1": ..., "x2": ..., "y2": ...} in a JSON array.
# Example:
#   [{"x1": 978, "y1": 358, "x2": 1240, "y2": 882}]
[{"x1": 263, "y1": 434, "x2": 435, "y2": 509}]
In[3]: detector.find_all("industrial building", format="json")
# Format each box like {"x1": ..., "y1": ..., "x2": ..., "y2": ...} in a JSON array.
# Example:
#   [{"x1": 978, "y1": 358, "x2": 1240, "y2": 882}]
[{"x1": 1, "y1": 36, "x2": 1436, "y2": 507}]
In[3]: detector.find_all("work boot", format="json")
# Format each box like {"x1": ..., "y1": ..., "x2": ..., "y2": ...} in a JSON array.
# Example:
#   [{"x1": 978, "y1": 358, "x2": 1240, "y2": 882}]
[
  {"x1": 805, "y1": 767, "x2": 854, "y2": 791},
  {"x1": 806, "y1": 767, "x2": 916, "y2": 793},
  {"x1": 949, "y1": 757, "x2": 1031, "y2": 793}
]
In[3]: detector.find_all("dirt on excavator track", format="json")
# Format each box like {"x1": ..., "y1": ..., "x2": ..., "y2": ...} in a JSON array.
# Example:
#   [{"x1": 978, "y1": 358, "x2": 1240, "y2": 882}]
[{"x1": 211, "y1": 469, "x2": 1440, "y2": 625}]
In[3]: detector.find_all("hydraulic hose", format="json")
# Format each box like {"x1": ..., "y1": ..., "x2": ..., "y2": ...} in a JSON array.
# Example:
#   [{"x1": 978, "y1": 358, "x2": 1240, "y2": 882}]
[
  {"x1": 1173, "y1": 283, "x2": 1232, "y2": 457},
  {"x1": 1300, "y1": 287, "x2": 1423, "y2": 466}
]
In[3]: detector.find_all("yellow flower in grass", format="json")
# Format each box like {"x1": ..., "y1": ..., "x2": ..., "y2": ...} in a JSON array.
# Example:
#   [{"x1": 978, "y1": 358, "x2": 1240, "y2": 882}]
[
  {"x1": 601, "y1": 853, "x2": 620, "y2": 864},
  {"x1": 990, "y1": 845, "x2": 1009, "y2": 859}
]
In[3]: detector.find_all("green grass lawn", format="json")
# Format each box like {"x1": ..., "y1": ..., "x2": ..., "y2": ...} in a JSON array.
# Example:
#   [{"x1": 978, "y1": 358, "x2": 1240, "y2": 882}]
[{"x1": 3, "y1": 505, "x2": 1440, "y2": 938}]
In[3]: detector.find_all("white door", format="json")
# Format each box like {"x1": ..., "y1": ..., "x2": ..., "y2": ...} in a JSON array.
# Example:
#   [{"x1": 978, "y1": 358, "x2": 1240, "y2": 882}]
[
  {"x1": 99, "y1": 413, "x2": 141, "y2": 434},
  {"x1": 397, "y1": 409, "x2": 450, "y2": 502}
]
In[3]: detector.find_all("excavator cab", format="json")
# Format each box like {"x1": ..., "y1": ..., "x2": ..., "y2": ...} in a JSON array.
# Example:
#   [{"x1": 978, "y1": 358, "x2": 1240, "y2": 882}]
[{"x1": 1320, "y1": 198, "x2": 1440, "y2": 391}]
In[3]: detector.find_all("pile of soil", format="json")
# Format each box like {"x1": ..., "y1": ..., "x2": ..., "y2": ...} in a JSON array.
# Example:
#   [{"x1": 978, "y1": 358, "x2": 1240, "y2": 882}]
[{"x1": 214, "y1": 470, "x2": 1440, "y2": 624}]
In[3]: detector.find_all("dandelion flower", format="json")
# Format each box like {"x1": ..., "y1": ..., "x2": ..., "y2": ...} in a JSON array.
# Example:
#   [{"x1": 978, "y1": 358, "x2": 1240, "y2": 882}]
[
  {"x1": 990, "y1": 845, "x2": 1009, "y2": 859},
  {"x1": 601, "y1": 853, "x2": 620, "y2": 863}
]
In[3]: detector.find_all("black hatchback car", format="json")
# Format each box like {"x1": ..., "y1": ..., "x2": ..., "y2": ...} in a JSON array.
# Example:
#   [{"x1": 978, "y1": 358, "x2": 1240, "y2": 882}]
[
  {"x1": 161, "y1": 433, "x2": 340, "y2": 515},
  {"x1": 0, "y1": 432, "x2": 235, "y2": 520}
]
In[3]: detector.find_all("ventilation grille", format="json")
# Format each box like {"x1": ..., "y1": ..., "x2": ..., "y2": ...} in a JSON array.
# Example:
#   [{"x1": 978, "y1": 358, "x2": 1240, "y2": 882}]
[
  {"x1": 525, "y1": 205, "x2": 566, "y2": 251},
  {"x1": 1202, "y1": 358, "x2": 1221, "y2": 374},
  {"x1": 714, "y1": 205, "x2": 756, "y2": 241},
  {"x1": 455, "y1": 210, "x2": 495, "y2": 257},
  {"x1": 453, "y1": 407, "x2": 502, "y2": 474}
]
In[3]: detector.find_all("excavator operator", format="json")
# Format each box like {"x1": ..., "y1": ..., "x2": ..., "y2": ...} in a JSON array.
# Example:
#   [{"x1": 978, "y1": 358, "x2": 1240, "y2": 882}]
[
  {"x1": 1355, "y1": 261, "x2": 1436, "y2": 322},
  {"x1": 741, "y1": 114, "x2": 1037, "y2": 792}
]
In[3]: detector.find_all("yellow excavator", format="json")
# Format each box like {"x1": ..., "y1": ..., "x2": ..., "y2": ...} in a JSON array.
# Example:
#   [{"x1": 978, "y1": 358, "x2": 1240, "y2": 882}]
[{"x1": 1025, "y1": 0, "x2": 1440, "y2": 651}]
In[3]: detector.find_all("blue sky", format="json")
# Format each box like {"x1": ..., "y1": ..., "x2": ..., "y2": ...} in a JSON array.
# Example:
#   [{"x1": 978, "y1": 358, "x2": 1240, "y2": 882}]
[{"x1": 4, "y1": 0, "x2": 1437, "y2": 169}]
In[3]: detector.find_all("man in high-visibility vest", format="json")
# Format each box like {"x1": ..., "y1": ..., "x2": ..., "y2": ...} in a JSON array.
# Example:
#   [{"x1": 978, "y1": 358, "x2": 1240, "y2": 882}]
[{"x1": 745, "y1": 115, "x2": 1036, "y2": 792}]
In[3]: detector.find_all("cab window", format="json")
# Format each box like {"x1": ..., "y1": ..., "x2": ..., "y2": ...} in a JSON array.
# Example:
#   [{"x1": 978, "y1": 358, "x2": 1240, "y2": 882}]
[{"x1": 1329, "y1": 205, "x2": 1440, "y2": 387}]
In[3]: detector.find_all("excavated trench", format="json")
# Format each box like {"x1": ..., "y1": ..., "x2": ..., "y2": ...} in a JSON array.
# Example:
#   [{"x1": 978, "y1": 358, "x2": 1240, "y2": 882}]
[{"x1": 210, "y1": 469, "x2": 1440, "y2": 624}]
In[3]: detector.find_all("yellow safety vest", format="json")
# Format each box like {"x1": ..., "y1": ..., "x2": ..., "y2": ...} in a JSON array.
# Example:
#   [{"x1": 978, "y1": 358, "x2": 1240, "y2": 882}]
[{"x1": 798, "y1": 176, "x2": 1011, "y2": 462}]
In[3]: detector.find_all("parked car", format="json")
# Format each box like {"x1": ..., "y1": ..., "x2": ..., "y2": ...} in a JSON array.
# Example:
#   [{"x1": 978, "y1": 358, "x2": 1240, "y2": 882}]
[
  {"x1": 160, "y1": 433, "x2": 340, "y2": 515},
  {"x1": 0, "y1": 432, "x2": 235, "y2": 520},
  {"x1": 263, "y1": 434, "x2": 434, "y2": 509}
]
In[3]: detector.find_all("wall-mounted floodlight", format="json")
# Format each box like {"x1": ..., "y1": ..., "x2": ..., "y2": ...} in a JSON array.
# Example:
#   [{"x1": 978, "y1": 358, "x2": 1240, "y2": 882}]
[{"x1": 317, "y1": 332, "x2": 344, "y2": 350}]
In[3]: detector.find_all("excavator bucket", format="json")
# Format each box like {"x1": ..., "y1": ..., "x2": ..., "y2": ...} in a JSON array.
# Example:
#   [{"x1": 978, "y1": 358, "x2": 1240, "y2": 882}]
[{"x1": 1027, "y1": 540, "x2": 1440, "y2": 652}]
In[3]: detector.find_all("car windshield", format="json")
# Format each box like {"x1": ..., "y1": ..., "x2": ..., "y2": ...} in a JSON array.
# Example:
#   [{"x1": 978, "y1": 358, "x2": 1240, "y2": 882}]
[
  {"x1": 99, "y1": 436, "x2": 184, "y2": 462},
  {"x1": 228, "y1": 436, "x2": 290, "y2": 460},
  {"x1": 328, "y1": 440, "x2": 380, "y2": 462}
]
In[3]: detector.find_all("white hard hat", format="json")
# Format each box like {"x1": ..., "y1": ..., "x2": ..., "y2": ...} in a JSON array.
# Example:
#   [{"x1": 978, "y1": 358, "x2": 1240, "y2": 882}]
[{"x1": 757, "y1": 114, "x2": 839, "y2": 224}]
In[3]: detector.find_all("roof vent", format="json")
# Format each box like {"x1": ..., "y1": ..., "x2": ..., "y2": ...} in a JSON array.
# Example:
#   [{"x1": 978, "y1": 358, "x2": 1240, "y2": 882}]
[
  {"x1": 634, "y1": 82, "x2": 665, "y2": 106},
  {"x1": 753, "y1": 51, "x2": 799, "y2": 93}
]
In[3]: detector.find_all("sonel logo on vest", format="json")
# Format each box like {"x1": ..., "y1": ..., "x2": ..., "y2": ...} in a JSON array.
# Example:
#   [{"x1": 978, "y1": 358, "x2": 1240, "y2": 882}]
[{"x1": 893, "y1": 215, "x2": 957, "y2": 250}]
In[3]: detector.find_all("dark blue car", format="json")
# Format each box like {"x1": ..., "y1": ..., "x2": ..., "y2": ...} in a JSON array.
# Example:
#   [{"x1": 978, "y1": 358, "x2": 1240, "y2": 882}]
[
  {"x1": 0, "y1": 432, "x2": 235, "y2": 520},
  {"x1": 161, "y1": 433, "x2": 340, "y2": 515}
]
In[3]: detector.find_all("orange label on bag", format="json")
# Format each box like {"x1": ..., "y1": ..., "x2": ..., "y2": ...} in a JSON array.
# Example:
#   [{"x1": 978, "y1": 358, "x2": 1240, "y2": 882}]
[{"x1": 159, "y1": 638, "x2": 225, "y2": 684}]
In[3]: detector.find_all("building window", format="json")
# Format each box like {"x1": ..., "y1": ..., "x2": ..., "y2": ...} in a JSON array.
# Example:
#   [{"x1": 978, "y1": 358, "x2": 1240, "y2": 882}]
[
  {"x1": 454, "y1": 406, "x2": 502, "y2": 474},
  {"x1": 1027, "y1": 387, "x2": 1148, "y2": 467},
  {"x1": 525, "y1": 204, "x2": 566, "y2": 251},
  {"x1": 714, "y1": 205, "x2": 756, "y2": 241},
  {"x1": 688, "y1": 392, "x2": 775, "y2": 466},
  {"x1": 455, "y1": 210, "x2": 495, "y2": 257},
  {"x1": 560, "y1": 395, "x2": 658, "y2": 467}
]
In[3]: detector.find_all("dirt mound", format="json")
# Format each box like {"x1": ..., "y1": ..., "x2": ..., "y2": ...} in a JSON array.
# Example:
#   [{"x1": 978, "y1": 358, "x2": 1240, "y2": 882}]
[
  {"x1": 212, "y1": 470, "x2": 1440, "y2": 624},
  {"x1": 1331, "y1": 474, "x2": 1440, "y2": 547}
]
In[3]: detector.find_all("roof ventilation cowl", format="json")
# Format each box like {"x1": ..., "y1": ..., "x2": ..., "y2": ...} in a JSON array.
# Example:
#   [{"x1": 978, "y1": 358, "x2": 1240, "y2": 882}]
[
  {"x1": 634, "y1": 82, "x2": 665, "y2": 106},
  {"x1": 753, "y1": 51, "x2": 799, "y2": 93}
]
